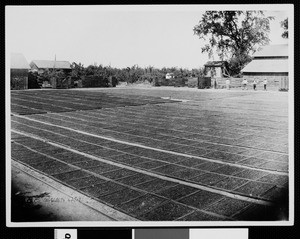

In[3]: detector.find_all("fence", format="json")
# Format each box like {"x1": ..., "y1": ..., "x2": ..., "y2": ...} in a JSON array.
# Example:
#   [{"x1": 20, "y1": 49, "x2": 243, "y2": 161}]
[
  {"x1": 198, "y1": 77, "x2": 212, "y2": 89},
  {"x1": 81, "y1": 76, "x2": 108, "y2": 88},
  {"x1": 213, "y1": 77, "x2": 242, "y2": 89},
  {"x1": 154, "y1": 77, "x2": 188, "y2": 87},
  {"x1": 155, "y1": 77, "x2": 212, "y2": 88},
  {"x1": 153, "y1": 76, "x2": 288, "y2": 90},
  {"x1": 279, "y1": 76, "x2": 289, "y2": 90},
  {"x1": 243, "y1": 75, "x2": 289, "y2": 90}
]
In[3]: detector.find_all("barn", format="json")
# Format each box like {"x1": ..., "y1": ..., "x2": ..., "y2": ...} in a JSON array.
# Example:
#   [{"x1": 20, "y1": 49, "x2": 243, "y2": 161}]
[
  {"x1": 241, "y1": 44, "x2": 289, "y2": 90},
  {"x1": 29, "y1": 60, "x2": 72, "y2": 74},
  {"x1": 10, "y1": 53, "x2": 30, "y2": 90},
  {"x1": 29, "y1": 60, "x2": 72, "y2": 88}
]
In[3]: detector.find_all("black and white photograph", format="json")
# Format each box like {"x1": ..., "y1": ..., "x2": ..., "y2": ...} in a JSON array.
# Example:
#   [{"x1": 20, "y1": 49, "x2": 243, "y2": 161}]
[{"x1": 5, "y1": 4, "x2": 294, "y2": 226}]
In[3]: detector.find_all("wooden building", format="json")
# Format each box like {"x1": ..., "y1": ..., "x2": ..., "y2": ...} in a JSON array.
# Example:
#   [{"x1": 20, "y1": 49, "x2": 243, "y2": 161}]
[
  {"x1": 204, "y1": 61, "x2": 230, "y2": 88},
  {"x1": 10, "y1": 53, "x2": 30, "y2": 90},
  {"x1": 165, "y1": 73, "x2": 175, "y2": 79},
  {"x1": 241, "y1": 44, "x2": 289, "y2": 90},
  {"x1": 29, "y1": 60, "x2": 72, "y2": 74},
  {"x1": 29, "y1": 60, "x2": 72, "y2": 88},
  {"x1": 204, "y1": 61, "x2": 229, "y2": 78}
]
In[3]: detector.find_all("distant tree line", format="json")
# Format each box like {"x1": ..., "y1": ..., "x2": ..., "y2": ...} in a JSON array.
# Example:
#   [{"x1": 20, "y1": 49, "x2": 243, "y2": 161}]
[
  {"x1": 29, "y1": 11, "x2": 288, "y2": 88},
  {"x1": 28, "y1": 63, "x2": 205, "y2": 88},
  {"x1": 69, "y1": 63, "x2": 205, "y2": 85}
]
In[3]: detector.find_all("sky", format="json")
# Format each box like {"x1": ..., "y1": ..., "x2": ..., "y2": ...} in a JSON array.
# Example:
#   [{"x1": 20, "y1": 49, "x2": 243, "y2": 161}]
[{"x1": 6, "y1": 5, "x2": 292, "y2": 70}]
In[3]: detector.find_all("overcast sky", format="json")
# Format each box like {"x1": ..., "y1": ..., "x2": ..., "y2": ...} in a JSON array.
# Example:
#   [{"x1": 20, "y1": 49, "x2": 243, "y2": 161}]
[{"x1": 6, "y1": 5, "x2": 292, "y2": 69}]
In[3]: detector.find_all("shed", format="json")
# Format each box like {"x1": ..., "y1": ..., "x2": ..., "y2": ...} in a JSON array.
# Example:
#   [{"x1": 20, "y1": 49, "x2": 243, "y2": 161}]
[
  {"x1": 241, "y1": 44, "x2": 289, "y2": 89},
  {"x1": 10, "y1": 53, "x2": 30, "y2": 90},
  {"x1": 204, "y1": 61, "x2": 229, "y2": 78},
  {"x1": 165, "y1": 73, "x2": 175, "y2": 79}
]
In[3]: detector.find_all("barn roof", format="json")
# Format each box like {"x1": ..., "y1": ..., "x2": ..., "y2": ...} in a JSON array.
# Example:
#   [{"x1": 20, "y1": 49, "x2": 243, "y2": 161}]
[
  {"x1": 30, "y1": 60, "x2": 71, "y2": 69},
  {"x1": 11, "y1": 53, "x2": 30, "y2": 69},
  {"x1": 253, "y1": 44, "x2": 288, "y2": 58},
  {"x1": 241, "y1": 59, "x2": 288, "y2": 73}
]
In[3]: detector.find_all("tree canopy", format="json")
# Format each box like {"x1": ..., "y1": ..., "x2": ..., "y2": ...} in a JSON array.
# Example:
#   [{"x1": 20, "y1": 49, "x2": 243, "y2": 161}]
[
  {"x1": 193, "y1": 11, "x2": 274, "y2": 76},
  {"x1": 280, "y1": 18, "x2": 288, "y2": 39},
  {"x1": 69, "y1": 63, "x2": 205, "y2": 84}
]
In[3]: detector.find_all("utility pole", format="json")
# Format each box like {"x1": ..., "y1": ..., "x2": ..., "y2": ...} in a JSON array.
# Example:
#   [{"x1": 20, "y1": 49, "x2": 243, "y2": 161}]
[
  {"x1": 52, "y1": 54, "x2": 57, "y2": 88},
  {"x1": 53, "y1": 54, "x2": 56, "y2": 70}
]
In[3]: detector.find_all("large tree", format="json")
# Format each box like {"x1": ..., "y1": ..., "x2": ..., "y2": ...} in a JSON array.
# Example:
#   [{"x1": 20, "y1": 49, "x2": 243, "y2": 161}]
[
  {"x1": 193, "y1": 11, "x2": 274, "y2": 76},
  {"x1": 280, "y1": 18, "x2": 288, "y2": 39},
  {"x1": 70, "y1": 62, "x2": 85, "y2": 79}
]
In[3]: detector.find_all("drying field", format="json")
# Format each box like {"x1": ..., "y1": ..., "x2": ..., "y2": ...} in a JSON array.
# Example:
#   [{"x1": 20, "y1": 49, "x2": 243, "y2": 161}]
[{"x1": 10, "y1": 88, "x2": 289, "y2": 221}]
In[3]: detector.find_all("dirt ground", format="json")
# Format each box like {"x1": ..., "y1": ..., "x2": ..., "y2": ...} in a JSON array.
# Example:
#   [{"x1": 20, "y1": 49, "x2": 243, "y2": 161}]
[{"x1": 9, "y1": 86, "x2": 290, "y2": 223}]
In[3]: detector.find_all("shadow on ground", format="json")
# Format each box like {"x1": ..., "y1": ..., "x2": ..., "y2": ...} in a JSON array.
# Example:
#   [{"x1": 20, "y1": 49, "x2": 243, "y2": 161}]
[
  {"x1": 11, "y1": 182, "x2": 58, "y2": 222},
  {"x1": 11, "y1": 182, "x2": 288, "y2": 222}
]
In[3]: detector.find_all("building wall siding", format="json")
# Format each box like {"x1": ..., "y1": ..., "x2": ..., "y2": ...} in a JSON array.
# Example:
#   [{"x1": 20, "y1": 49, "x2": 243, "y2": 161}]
[
  {"x1": 212, "y1": 77, "x2": 242, "y2": 88},
  {"x1": 242, "y1": 75, "x2": 289, "y2": 89},
  {"x1": 211, "y1": 76, "x2": 288, "y2": 90},
  {"x1": 243, "y1": 72, "x2": 288, "y2": 76}
]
